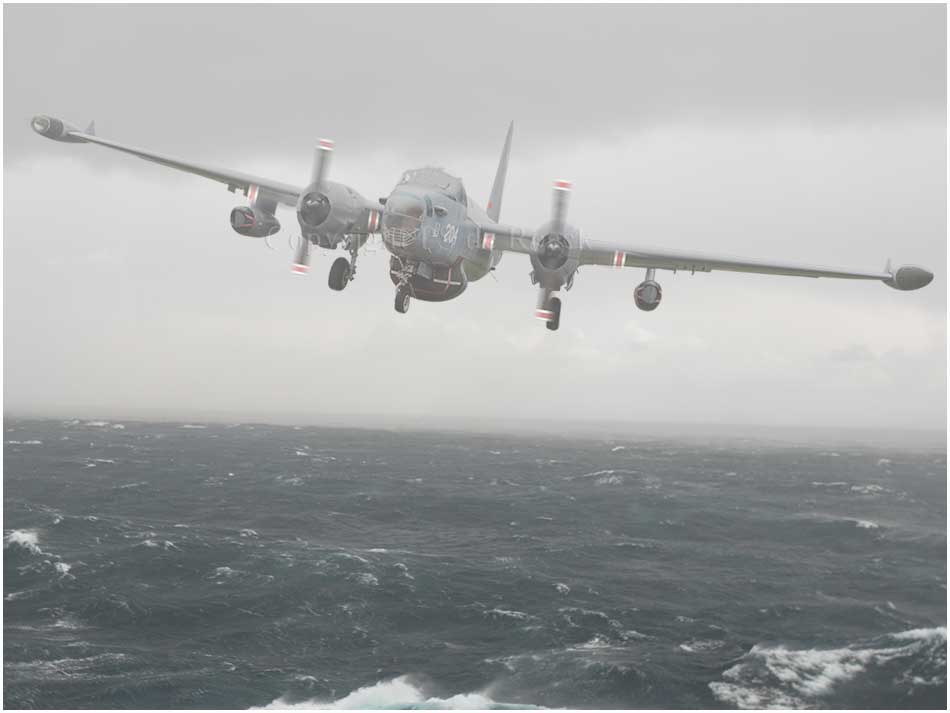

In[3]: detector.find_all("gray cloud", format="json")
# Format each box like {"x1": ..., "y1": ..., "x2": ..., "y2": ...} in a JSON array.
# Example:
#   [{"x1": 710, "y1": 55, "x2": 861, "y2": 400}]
[{"x1": 3, "y1": 4, "x2": 946, "y2": 433}]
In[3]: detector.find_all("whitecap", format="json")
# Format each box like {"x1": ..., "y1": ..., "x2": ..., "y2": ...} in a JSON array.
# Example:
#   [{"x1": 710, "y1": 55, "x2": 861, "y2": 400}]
[
  {"x1": 851, "y1": 484, "x2": 887, "y2": 495},
  {"x1": 393, "y1": 563, "x2": 414, "y2": 580},
  {"x1": 137, "y1": 539, "x2": 180, "y2": 551},
  {"x1": 352, "y1": 572, "x2": 379, "y2": 587},
  {"x1": 256, "y1": 675, "x2": 540, "y2": 709},
  {"x1": 5, "y1": 529, "x2": 44, "y2": 555},
  {"x1": 708, "y1": 627, "x2": 947, "y2": 708},
  {"x1": 180, "y1": 424, "x2": 207, "y2": 429},
  {"x1": 554, "y1": 582, "x2": 570, "y2": 595},
  {"x1": 211, "y1": 566, "x2": 240, "y2": 579},
  {"x1": 239, "y1": 528, "x2": 259, "y2": 538},
  {"x1": 679, "y1": 639, "x2": 723, "y2": 654},
  {"x1": 610, "y1": 445, "x2": 625, "y2": 452},
  {"x1": 486, "y1": 608, "x2": 532, "y2": 622}
]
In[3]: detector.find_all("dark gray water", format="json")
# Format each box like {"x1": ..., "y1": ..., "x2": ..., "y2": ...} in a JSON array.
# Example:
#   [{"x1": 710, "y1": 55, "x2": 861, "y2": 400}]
[{"x1": 4, "y1": 418, "x2": 946, "y2": 709}]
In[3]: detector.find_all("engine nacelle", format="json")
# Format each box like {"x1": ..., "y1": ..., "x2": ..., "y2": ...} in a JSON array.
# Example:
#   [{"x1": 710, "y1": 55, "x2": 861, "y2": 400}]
[
  {"x1": 230, "y1": 206, "x2": 280, "y2": 238},
  {"x1": 529, "y1": 221, "x2": 581, "y2": 289},
  {"x1": 297, "y1": 181, "x2": 376, "y2": 247},
  {"x1": 634, "y1": 280, "x2": 662, "y2": 311}
]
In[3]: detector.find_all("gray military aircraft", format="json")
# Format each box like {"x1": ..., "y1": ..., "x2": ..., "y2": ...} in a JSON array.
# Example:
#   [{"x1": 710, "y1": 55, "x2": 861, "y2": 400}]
[{"x1": 31, "y1": 115, "x2": 933, "y2": 330}]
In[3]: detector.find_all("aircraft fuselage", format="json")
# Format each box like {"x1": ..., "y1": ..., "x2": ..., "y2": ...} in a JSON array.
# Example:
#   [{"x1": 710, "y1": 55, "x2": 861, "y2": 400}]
[{"x1": 381, "y1": 167, "x2": 499, "y2": 301}]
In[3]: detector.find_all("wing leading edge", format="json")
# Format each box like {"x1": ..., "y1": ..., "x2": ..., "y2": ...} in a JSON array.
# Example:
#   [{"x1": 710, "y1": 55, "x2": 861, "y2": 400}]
[{"x1": 30, "y1": 114, "x2": 302, "y2": 207}]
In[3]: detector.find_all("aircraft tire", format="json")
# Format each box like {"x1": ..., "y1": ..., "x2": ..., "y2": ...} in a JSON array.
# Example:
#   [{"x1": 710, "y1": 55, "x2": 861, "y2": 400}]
[
  {"x1": 328, "y1": 257, "x2": 351, "y2": 291},
  {"x1": 395, "y1": 286, "x2": 411, "y2": 314},
  {"x1": 546, "y1": 297, "x2": 561, "y2": 331}
]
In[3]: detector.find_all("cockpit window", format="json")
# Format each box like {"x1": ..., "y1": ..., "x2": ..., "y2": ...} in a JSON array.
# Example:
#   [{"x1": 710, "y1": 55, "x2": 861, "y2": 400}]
[{"x1": 388, "y1": 193, "x2": 424, "y2": 220}]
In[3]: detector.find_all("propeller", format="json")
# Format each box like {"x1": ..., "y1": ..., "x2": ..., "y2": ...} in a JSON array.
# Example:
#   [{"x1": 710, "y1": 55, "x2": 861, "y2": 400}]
[
  {"x1": 292, "y1": 235, "x2": 310, "y2": 274},
  {"x1": 293, "y1": 138, "x2": 334, "y2": 275},
  {"x1": 312, "y1": 138, "x2": 333, "y2": 186},
  {"x1": 551, "y1": 179, "x2": 571, "y2": 233},
  {"x1": 537, "y1": 180, "x2": 573, "y2": 271}
]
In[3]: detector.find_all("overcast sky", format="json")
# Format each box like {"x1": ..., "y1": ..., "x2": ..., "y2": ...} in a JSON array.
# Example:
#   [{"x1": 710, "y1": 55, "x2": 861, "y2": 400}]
[{"x1": 4, "y1": 4, "x2": 946, "y2": 434}]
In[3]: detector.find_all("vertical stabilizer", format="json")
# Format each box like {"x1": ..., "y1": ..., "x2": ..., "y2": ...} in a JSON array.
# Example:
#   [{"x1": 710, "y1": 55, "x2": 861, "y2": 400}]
[{"x1": 487, "y1": 122, "x2": 513, "y2": 223}]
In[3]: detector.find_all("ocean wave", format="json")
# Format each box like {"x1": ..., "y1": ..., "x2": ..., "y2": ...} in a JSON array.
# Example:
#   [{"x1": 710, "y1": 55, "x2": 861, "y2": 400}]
[
  {"x1": 709, "y1": 626, "x2": 947, "y2": 708},
  {"x1": 352, "y1": 573, "x2": 379, "y2": 587},
  {"x1": 136, "y1": 539, "x2": 181, "y2": 551},
  {"x1": 5, "y1": 529, "x2": 45, "y2": 555},
  {"x1": 678, "y1": 639, "x2": 724, "y2": 654},
  {"x1": 486, "y1": 608, "x2": 533, "y2": 623},
  {"x1": 568, "y1": 468, "x2": 638, "y2": 482},
  {"x1": 257, "y1": 675, "x2": 540, "y2": 709}
]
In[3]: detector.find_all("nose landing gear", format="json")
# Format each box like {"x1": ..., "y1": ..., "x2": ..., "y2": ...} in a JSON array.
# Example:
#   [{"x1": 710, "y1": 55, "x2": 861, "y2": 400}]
[{"x1": 395, "y1": 284, "x2": 412, "y2": 313}]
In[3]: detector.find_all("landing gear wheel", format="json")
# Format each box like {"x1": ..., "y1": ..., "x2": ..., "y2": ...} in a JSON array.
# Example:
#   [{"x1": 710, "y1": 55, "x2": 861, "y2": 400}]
[
  {"x1": 328, "y1": 257, "x2": 352, "y2": 291},
  {"x1": 546, "y1": 297, "x2": 561, "y2": 331},
  {"x1": 395, "y1": 285, "x2": 412, "y2": 314}
]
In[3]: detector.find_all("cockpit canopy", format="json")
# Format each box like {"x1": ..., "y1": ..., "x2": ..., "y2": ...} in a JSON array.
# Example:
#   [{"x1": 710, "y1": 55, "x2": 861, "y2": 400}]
[{"x1": 398, "y1": 167, "x2": 467, "y2": 206}]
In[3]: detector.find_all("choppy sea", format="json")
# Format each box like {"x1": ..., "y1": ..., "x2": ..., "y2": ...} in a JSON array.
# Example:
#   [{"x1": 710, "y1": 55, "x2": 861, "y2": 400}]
[{"x1": 3, "y1": 418, "x2": 946, "y2": 709}]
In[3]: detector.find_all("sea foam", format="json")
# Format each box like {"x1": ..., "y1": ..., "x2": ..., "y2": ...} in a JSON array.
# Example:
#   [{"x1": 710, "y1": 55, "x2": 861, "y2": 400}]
[
  {"x1": 257, "y1": 675, "x2": 539, "y2": 709},
  {"x1": 709, "y1": 627, "x2": 947, "y2": 708}
]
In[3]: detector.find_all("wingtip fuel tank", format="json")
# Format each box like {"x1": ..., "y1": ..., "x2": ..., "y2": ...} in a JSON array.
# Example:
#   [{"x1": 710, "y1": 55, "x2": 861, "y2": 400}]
[
  {"x1": 30, "y1": 115, "x2": 88, "y2": 143},
  {"x1": 884, "y1": 265, "x2": 934, "y2": 291}
]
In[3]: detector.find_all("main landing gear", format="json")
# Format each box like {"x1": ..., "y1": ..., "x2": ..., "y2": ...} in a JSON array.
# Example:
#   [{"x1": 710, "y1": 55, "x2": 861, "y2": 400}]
[{"x1": 328, "y1": 239, "x2": 360, "y2": 291}]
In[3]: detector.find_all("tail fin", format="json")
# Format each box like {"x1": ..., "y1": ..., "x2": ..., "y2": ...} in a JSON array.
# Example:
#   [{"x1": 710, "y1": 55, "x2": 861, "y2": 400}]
[
  {"x1": 487, "y1": 121, "x2": 513, "y2": 223},
  {"x1": 85, "y1": 120, "x2": 96, "y2": 136}
]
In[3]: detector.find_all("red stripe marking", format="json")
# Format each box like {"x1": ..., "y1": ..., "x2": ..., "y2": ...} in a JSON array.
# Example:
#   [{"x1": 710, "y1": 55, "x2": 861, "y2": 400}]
[
  {"x1": 248, "y1": 185, "x2": 258, "y2": 204},
  {"x1": 318, "y1": 138, "x2": 335, "y2": 150},
  {"x1": 614, "y1": 251, "x2": 625, "y2": 268},
  {"x1": 535, "y1": 309, "x2": 554, "y2": 320},
  {"x1": 292, "y1": 264, "x2": 309, "y2": 274},
  {"x1": 553, "y1": 180, "x2": 573, "y2": 190},
  {"x1": 483, "y1": 233, "x2": 495, "y2": 250}
]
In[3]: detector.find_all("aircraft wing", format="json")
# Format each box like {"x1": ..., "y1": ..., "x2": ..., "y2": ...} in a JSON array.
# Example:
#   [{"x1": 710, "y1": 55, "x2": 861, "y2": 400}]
[
  {"x1": 480, "y1": 224, "x2": 933, "y2": 290},
  {"x1": 577, "y1": 239, "x2": 891, "y2": 281},
  {"x1": 31, "y1": 115, "x2": 302, "y2": 207}
]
